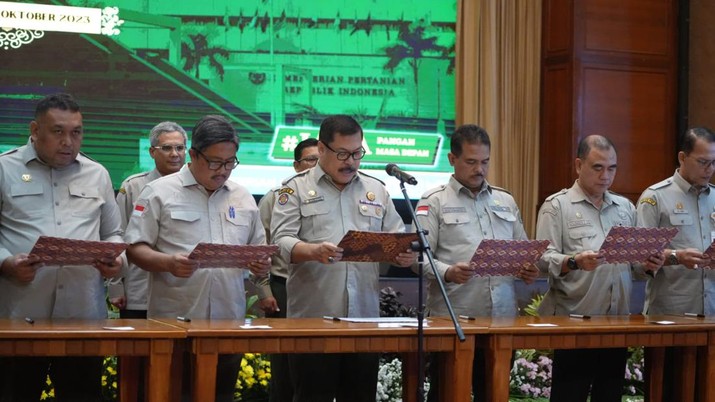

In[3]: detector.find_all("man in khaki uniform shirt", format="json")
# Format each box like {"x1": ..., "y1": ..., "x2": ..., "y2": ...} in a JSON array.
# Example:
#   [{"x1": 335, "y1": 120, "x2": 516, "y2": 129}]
[
  {"x1": 536, "y1": 135, "x2": 663, "y2": 402},
  {"x1": 257, "y1": 137, "x2": 318, "y2": 402},
  {"x1": 0, "y1": 93, "x2": 124, "y2": 402},
  {"x1": 636, "y1": 127, "x2": 715, "y2": 401},
  {"x1": 125, "y1": 115, "x2": 269, "y2": 402},
  {"x1": 416, "y1": 124, "x2": 537, "y2": 402},
  {"x1": 109, "y1": 121, "x2": 187, "y2": 318},
  {"x1": 271, "y1": 115, "x2": 417, "y2": 402}
]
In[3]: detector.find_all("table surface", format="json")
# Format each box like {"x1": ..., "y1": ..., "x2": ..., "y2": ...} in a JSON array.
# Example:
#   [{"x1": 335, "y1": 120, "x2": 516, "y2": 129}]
[
  {"x1": 0, "y1": 318, "x2": 187, "y2": 339},
  {"x1": 152, "y1": 317, "x2": 484, "y2": 337}
]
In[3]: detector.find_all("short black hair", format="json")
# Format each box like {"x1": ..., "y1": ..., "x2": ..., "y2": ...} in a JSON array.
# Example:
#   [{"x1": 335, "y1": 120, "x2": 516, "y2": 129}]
[
  {"x1": 190, "y1": 115, "x2": 239, "y2": 152},
  {"x1": 35, "y1": 93, "x2": 80, "y2": 119},
  {"x1": 577, "y1": 135, "x2": 616, "y2": 159},
  {"x1": 681, "y1": 127, "x2": 715, "y2": 154},
  {"x1": 294, "y1": 138, "x2": 319, "y2": 161},
  {"x1": 451, "y1": 124, "x2": 490, "y2": 157},
  {"x1": 318, "y1": 115, "x2": 363, "y2": 144}
]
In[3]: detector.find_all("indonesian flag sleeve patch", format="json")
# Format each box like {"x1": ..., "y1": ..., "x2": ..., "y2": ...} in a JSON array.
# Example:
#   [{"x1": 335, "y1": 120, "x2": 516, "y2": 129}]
[
  {"x1": 132, "y1": 202, "x2": 147, "y2": 217},
  {"x1": 416, "y1": 205, "x2": 429, "y2": 216}
]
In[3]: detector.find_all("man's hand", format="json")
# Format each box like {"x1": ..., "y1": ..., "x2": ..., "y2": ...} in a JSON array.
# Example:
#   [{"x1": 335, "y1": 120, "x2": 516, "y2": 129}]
[
  {"x1": 574, "y1": 250, "x2": 605, "y2": 271},
  {"x1": 94, "y1": 255, "x2": 122, "y2": 278},
  {"x1": 1, "y1": 253, "x2": 42, "y2": 283},
  {"x1": 110, "y1": 296, "x2": 127, "y2": 309},
  {"x1": 643, "y1": 252, "x2": 666, "y2": 273},
  {"x1": 394, "y1": 249, "x2": 418, "y2": 267},
  {"x1": 518, "y1": 264, "x2": 539, "y2": 285},
  {"x1": 248, "y1": 257, "x2": 271, "y2": 277},
  {"x1": 167, "y1": 253, "x2": 199, "y2": 278},
  {"x1": 445, "y1": 262, "x2": 474, "y2": 284},
  {"x1": 313, "y1": 242, "x2": 343, "y2": 264},
  {"x1": 673, "y1": 248, "x2": 707, "y2": 269},
  {"x1": 258, "y1": 296, "x2": 279, "y2": 314}
]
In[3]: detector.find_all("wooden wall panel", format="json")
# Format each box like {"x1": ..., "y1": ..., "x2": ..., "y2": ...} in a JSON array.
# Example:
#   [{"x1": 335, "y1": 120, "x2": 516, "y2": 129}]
[
  {"x1": 540, "y1": 0, "x2": 678, "y2": 205},
  {"x1": 689, "y1": 0, "x2": 715, "y2": 130},
  {"x1": 580, "y1": 67, "x2": 673, "y2": 200}
]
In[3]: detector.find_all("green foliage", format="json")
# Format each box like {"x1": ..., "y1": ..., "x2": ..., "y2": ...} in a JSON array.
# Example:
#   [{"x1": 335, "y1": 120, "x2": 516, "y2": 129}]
[
  {"x1": 523, "y1": 293, "x2": 544, "y2": 317},
  {"x1": 379, "y1": 287, "x2": 417, "y2": 318}
]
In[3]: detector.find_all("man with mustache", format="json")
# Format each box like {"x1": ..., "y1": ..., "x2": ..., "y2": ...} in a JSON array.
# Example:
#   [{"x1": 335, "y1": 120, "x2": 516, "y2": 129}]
[
  {"x1": 256, "y1": 137, "x2": 319, "y2": 402},
  {"x1": 415, "y1": 124, "x2": 538, "y2": 402},
  {"x1": 0, "y1": 93, "x2": 124, "y2": 401},
  {"x1": 536, "y1": 135, "x2": 663, "y2": 402},
  {"x1": 125, "y1": 115, "x2": 270, "y2": 402},
  {"x1": 636, "y1": 127, "x2": 715, "y2": 400},
  {"x1": 270, "y1": 115, "x2": 417, "y2": 402},
  {"x1": 109, "y1": 121, "x2": 188, "y2": 319}
]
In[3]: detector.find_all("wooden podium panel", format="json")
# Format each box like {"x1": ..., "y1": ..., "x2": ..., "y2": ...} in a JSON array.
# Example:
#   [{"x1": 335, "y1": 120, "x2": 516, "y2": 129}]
[
  {"x1": 154, "y1": 317, "x2": 478, "y2": 402},
  {"x1": 458, "y1": 315, "x2": 715, "y2": 402},
  {"x1": 0, "y1": 319, "x2": 185, "y2": 402}
]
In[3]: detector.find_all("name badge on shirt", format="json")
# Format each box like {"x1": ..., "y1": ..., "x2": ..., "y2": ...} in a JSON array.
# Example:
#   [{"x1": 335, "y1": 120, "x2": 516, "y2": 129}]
[
  {"x1": 490, "y1": 205, "x2": 512, "y2": 213},
  {"x1": 443, "y1": 206, "x2": 467, "y2": 214},
  {"x1": 303, "y1": 196, "x2": 324, "y2": 205}
]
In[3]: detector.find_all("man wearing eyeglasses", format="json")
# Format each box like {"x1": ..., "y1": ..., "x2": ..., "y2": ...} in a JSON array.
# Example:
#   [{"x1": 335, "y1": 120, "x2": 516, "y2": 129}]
[
  {"x1": 271, "y1": 115, "x2": 417, "y2": 402},
  {"x1": 636, "y1": 127, "x2": 715, "y2": 400},
  {"x1": 125, "y1": 115, "x2": 270, "y2": 402},
  {"x1": 109, "y1": 121, "x2": 187, "y2": 319},
  {"x1": 256, "y1": 138, "x2": 318, "y2": 402}
]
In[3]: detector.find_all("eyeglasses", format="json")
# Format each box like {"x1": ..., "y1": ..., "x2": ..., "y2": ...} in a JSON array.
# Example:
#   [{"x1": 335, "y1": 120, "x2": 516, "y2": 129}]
[
  {"x1": 297, "y1": 156, "x2": 319, "y2": 164},
  {"x1": 193, "y1": 148, "x2": 240, "y2": 170},
  {"x1": 152, "y1": 144, "x2": 186, "y2": 153},
  {"x1": 688, "y1": 155, "x2": 715, "y2": 169},
  {"x1": 321, "y1": 141, "x2": 366, "y2": 161}
]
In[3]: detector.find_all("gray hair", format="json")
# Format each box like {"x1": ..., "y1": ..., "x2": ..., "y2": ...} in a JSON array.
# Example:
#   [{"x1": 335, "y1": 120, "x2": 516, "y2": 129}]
[{"x1": 149, "y1": 121, "x2": 187, "y2": 146}]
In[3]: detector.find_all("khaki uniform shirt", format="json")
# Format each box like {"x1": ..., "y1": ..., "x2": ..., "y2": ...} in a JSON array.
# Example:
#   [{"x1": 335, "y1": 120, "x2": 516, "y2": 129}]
[
  {"x1": 271, "y1": 164, "x2": 405, "y2": 318},
  {"x1": 636, "y1": 170, "x2": 715, "y2": 315},
  {"x1": 109, "y1": 168, "x2": 161, "y2": 309},
  {"x1": 0, "y1": 144, "x2": 123, "y2": 319},
  {"x1": 124, "y1": 165, "x2": 265, "y2": 320},
  {"x1": 255, "y1": 187, "x2": 289, "y2": 300},
  {"x1": 536, "y1": 181, "x2": 635, "y2": 316},
  {"x1": 416, "y1": 176, "x2": 527, "y2": 317}
]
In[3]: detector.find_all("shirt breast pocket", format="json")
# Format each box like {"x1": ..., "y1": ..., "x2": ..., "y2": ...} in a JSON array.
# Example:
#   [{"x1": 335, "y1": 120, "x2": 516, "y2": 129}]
[
  {"x1": 668, "y1": 214, "x2": 693, "y2": 226},
  {"x1": 69, "y1": 185, "x2": 101, "y2": 220},
  {"x1": 358, "y1": 205, "x2": 384, "y2": 231},
  {"x1": 169, "y1": 210, "x2": 203, "y2": 246},
  {"x1": 492, "y1": 210, "x2": 516, "y2": 238},
  {"x1": 222, "y1": 213, "x2": 251, "y2": 245},
  {"x1": 9, "y1": 183, "x2": 44, "y2": 218},
  {"x1": 568, "y1": 226, "x2": 598, "y2": 250},
  {"x1": 300, "y1": 203, "x2": 331, "y2": 240}
]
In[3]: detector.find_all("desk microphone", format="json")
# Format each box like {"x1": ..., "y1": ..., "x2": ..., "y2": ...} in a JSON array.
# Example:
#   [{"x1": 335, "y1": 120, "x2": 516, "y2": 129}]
[{"x1": 385, "y1": 164, "x2": 418, "y2": 185}]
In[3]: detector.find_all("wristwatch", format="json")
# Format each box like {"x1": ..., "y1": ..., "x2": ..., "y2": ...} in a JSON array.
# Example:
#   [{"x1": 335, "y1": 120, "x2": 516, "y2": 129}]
[
  {"x1": 667, "y1": 249, "x2": 679, "y2": 265},
  {"x1": 567, "y1": 255, "x2": 580, "y2": 271}
]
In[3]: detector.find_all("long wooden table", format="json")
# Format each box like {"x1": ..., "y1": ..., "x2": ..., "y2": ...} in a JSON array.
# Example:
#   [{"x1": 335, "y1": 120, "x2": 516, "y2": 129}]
[
  {"x1": 459, "y1": 315, "x2": 715, "y2": 402},
  {"x1": 0, "y1": 318, "x2": 186, "y2": 402},
  {"x1": 154, "y1": 317, "x2": 476, "y2": 402}
]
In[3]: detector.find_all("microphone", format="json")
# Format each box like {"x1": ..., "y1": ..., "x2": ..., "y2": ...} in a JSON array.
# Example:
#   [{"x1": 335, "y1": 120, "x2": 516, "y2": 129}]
[{"x1": 385, "y1": 163, "x2": 418, "y2": 185}]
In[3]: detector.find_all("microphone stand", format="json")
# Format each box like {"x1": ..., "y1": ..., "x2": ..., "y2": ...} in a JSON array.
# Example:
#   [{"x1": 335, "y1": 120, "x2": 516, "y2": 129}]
[{"x1": 397, "y1": 180, "x2": 465, "y2": 402}]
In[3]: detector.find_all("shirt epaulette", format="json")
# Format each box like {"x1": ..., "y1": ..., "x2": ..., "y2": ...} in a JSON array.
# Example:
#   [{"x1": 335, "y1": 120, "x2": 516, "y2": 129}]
[
  {"x1": 281, "y1": 169, "x2": 309, "y2": 186},
  {"x1": 78, "y1": 151, "x2": 97, "y2": 163},
  {"x1": 421, "y1": 185, "x2": 447, "y2": 199},
  {"x1": 357, "y1": 170, "x2": 385, "y2": 186},
  {"x1": 0, "y1": 148, "x2": 19, "y2": 157},
  {"x1": 648, "y1": 178, "x2": 672, "y2": 191},
  {"x1": 544, "y1": 188, "x2": 568, "y2": 202},
  {"x1": 122, "y1": 170, "x2": 152, "y2": 184},
  {"x1": 489, "y1": 185, "x2": 512, "y2": 195}
]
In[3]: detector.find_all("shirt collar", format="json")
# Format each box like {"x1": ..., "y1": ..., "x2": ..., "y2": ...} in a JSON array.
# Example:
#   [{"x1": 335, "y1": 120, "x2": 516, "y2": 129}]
[
  {"x1": 313, "y1": 162, "x2": 360, "y2": 188},
  {"x1": 448, "y1": 175, "x2": 492, "y2": 199},
  {"x1": 21, "y1": 143, "x2": 80, "y2": 169},
  {"x1": 673, "y1": 169, "x2": 711, "y2": 195},
  {"x1": 568, "y1": 180, "x2": 618, "y2": 207}
]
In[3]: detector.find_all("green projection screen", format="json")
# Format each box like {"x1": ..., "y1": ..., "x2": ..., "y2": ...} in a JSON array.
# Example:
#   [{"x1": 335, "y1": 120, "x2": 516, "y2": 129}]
[{"x1": 0, "y1": 0, "x2": 456, "y2": 198}]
